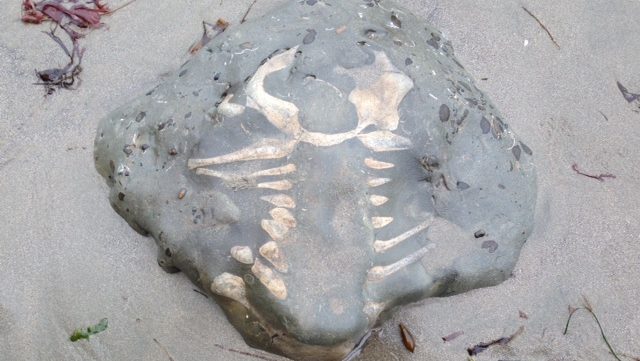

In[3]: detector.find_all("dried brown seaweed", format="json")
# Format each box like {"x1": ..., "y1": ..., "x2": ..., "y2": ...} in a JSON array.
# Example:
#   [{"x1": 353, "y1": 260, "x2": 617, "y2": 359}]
[
  {"x1": 466, "y1": 326, "x2": 524, "y2": 356},
  {"x1": 399, "y1": 323, "x2": 416, "y2": 353},
  {"x1": 189, "y1": 19, "x2": 230, "y2": 54},
  {"x1": 571, "y1": 163, "x2": 616, "y2": 182}
]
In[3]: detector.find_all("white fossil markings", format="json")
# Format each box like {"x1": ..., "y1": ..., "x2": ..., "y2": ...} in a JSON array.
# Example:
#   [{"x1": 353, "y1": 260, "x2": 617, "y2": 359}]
[
  {"x1": 260, "y1": 194, "x2": 296, "y2": 209},
  {"x1": 369, "y1": 195, "x2": 389, "y2": 206},
  {"x1": 367, "y1": 177, "x2": 391, "y2": 187},
  {"x1": 217, "y1": 94, "x2": 246, "y2": 118},
  {"x1": 195, "y1": 164, "x2": 296, "y2": 182},
  {"x1": 256, "y1": 180, "x2": 293, "y2": 191},
  {"x1": 191, "y1": 47, "x2": 429, "y2": 303},
  {"x1": 367, "y1": 243, "x2": 436, "y2": 282},
  {"x1": 259, "y1": 241, "x2": 288, "y2": 273},
  {"x1": 188, "y1": 47, "x2": 414, "y2": 168},
  {"x1": 211, "y1": 273, "x2": 250, "y2": 308},
  {"x1": 269, "y1": 208, "x2": 296, "y2": 228},
  {"x1": 252, "y1": 259, "x2": 288, "y2": 300},
  {"x1": 364, "y1": 158, "x2": 395, "y2": 170},
  {"x1": 261, "y1": 219, "x2": 291, "y2": 241},
  {"x1": 231, "y1": 246, "x2": 254, "y2": 265},
  {"x1": 373, "y1": 217, "x2": 434, "y2": 253},
  {"x1": 371, "y1": 217, "x2": 394, "y2": 229}
]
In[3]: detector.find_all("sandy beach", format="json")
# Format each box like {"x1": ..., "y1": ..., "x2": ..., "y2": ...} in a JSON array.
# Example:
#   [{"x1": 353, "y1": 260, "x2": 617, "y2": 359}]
[{"x1": 1, "y1": 0, "x2": 639, "y2": 360}]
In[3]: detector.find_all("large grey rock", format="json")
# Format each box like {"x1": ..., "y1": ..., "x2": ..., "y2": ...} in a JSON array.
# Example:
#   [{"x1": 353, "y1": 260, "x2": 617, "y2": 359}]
[{"x1": 94, "y1": 1, "x2": 536, "y2": 360}]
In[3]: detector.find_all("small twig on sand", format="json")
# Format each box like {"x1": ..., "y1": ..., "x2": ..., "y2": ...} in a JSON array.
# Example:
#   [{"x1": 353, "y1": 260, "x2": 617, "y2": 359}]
[
  {"x1": 189, "y1": 19, "x2": 229, "y2": 54},
  {"x1": 466, "y1": 326, "x2": 524, "y2": 356},
  {"x1": 108, "y1": 0, "x2": 138, "y2": 14},
  {"x1": 522, "y1": 7, "x2": 560, "y2": 49},
  {"x1": 442, "y1": 330, "x2": 464, "y2": 342},
  {"x1": 153, "y1": 338, "x2": 176, "y2": 361},
  {"x1": 571, "y1": 163, "x2": 616, "y2": 182},
  {"x1": 598, "y1": 111, "x2": 609, "y2": 121},
  {"x1": 342, "y1": 328, "x2": 382, "y2": 361},
  {"x1": 563, "y1": 296, "x2": 622, "y2": 361},
  {"x1": 213, "y1": 343, "x2": 278, "y2": 361},
  {"x1": 192, "y1": 288, "x2": 209, "y2": 298},
  {"x1": 241, "y1": 0, "x2": 258, "y2": 24}
]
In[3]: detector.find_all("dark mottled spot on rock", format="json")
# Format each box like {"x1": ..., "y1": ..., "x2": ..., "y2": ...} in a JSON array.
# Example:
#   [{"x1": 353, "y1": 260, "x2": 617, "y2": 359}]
[
  {"x1": 239, "y1": 42, "x2": 253, "y2": 50},
  {"x1": 141, "y1": 144, "x2": 150, "y2": 152},
  {"x1": 303, "y1": 29, "x2": 317, "y2": 44},
  {"x1": 453, "y1": 58, "x2": 464, "y2": 69},
  {"x1": 109, "y1": 160, "x2": 115, "y2": 173},
  {"x1": 306, "y1": 0, "x2": 317, "y2": 4},
  {"x1": 169, "y1": 148, "x2": 178, "y2": 156},
  {"x1": 244, "y1": 274, "x2": 255, "y2": 285},
  {"x1": 456, "y1": 181, "x2": 470, "y2": 190},
  {"x1": 179, "y1": 69, "x2": 188, "y2": 77},
  {"x1": 405, "y1": 57, "x2": 413, "y2": 66},
  {"x1": 184, "y1": 112, "x2": 192, "y2": 119},
  {"x1": 465, "y1": 98, "x2": 478, "y2": 106},
  {"x1": 123, "y1": 145, "x2": 133, "y2": 156},
  {"x1": 457, "y1": 109, "x2": 469, "y2": 125},
  {"x1": 491, "y1": 124, "x2": 501, "y2": 139},
  {"x1": 481, "y1": 240, "x2": 499, "y2": 253},
  {"x1": 213, "y1": 73, "x2": 220, "y2": 81},
  {"x1": 498, "y1": 184, "x2": 506, "y2": 189},
  {"x1": 439, "y1": 104, "x2": 450, "y2": 122},
  {"x1": 391, "y1": 13, "x2": 402, "y2": 28},
  {"x1": 135, "y1": 111, "x2": 146, "y2": 122},
  {"x1": 146, "y1": 89, "x2": 154, "y2": 96},
  {"x1": 474, "y1": 230, "x2": 486, "y2": 238},
  {"x1": 420, "y1": 156, "x2": 439, "y2": 172},
  {"x1": 193, "y1": 91, "x2": 200, "y2": 97},
  {"x1": 393, "y1": 39, "x2": 403, "y2": 46},
  {"x1": 365, "y1": 29, "x2": 377, "y2": 39},
  {"x1": 165, "y1": 248, "x2": 172, "y2": 257},
  {"x1": 357, "y1": 41, "x2": 367, "y2": 46},
  {"x1": 480, "y1": 117, "x2": 491, "y2": 134},
  {"x1": 427, "y1": 36, "x2": 439, "y2": 49},
  {"x1": 512, "y1": 145, "x2": 522, "y2": 161},
  {"x1": 118, "y1": 192, "x2": 125, "y2": 201},
  {"x1": 520, "y1": 142, "x2": 533, "y2": 156},
  {"x1": 492, "y1": 118, "x2": 505, "y2": 139}
]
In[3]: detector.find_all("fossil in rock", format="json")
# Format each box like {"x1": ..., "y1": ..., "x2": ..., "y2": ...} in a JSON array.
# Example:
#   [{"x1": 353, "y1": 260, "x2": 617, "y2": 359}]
[{"x1": 94, "y1": 1, "x2": 536, "y2": 360}]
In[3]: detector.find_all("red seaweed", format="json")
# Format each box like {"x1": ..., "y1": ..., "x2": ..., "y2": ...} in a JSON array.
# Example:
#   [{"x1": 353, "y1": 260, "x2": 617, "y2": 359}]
[
  {"x1": 21, "y1": 0, "x2": 135, "y2": 93},
  {"x1": 571, "y1": 163, "x2": 616, "y2": 182}
]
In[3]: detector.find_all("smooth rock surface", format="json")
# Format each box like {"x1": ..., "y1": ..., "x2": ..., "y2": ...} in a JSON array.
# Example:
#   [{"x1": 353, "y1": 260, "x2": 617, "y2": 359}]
[{"x1": 93, "y1": 1, "x2": 535, "y2": 359}]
